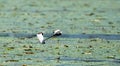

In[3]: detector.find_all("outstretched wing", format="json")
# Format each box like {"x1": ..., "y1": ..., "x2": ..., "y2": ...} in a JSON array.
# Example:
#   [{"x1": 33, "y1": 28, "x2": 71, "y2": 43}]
[{"x1": 37, "y1": 34, "x2": 44, "y2": 43}]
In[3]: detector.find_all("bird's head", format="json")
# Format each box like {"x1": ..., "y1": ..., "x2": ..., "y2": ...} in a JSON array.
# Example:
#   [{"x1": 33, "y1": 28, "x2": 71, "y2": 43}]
[{"x1": 37, "y1": 32, "x2": 43, "y2": 35}]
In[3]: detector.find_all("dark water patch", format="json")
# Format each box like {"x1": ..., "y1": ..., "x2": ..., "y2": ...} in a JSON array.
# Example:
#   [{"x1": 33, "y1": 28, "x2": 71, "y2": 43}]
[
  {"x1": 0, "y1": 9, "x2": 75, "y2": 13},
  {"x1": 0, "y1": 33, "x2": 120, "y2": 40},
  {"x1": 111, "y1": 59, "x2": 120, "y2": 63},
  {"x1": 82, "y1": 59, "x2": 105, "y2": 62},
  {"x1": 0, "y1": 33, "x2": 36, "y2": 38},
  {"x1": 46, "y1": 57, "x2": 105, "y2": 62},
  {"x1": 45, "y1": 56, "x2": 80, "y2": 61},
  {"x1": 61, "y1": 34, "x2": 120, "y2": 40},
  {"x1": 46, "y1": 56, "x2": 120, "y2": 63},
  {"x1": 0, "y1": 33, "x2": 9, "y2": 37}
]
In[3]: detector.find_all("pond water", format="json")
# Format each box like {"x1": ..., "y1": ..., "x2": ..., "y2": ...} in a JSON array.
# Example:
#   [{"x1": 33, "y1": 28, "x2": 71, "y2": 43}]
[{"x1": 0, "y1": 0, "x2": 120, "y2": 66}]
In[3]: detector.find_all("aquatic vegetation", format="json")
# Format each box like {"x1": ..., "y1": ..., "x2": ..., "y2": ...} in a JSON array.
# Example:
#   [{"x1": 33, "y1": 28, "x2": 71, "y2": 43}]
[{"x1": 0, "y1": 0, "x2": 120, "y2": 66}]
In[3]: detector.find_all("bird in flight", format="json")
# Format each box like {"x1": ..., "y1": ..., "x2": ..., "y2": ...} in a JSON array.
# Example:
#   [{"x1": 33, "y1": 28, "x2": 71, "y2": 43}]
[{"x1": 37, "y1": 29, "x2": 62, "y2": 44}]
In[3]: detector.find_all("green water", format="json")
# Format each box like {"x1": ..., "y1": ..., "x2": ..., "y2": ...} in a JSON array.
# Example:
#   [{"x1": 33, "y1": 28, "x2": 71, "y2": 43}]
[{"x1": 0, "y1": 0, "x2": 120, "y2": 66}]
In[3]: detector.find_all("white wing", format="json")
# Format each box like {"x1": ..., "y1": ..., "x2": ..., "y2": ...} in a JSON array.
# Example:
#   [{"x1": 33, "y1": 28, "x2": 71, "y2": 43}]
[{"x1": 37, "y1": 34, "x2": 44, "y2": 43}]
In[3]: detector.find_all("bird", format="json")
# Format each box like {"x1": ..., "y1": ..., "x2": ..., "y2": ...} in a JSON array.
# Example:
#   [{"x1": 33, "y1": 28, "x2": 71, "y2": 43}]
[
  {"x1": 36, "y1": 32, "x2": 45, "y2": 44},
  {"x1": 37, "y1": 29, "x2": 62, "y2": 44}
]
